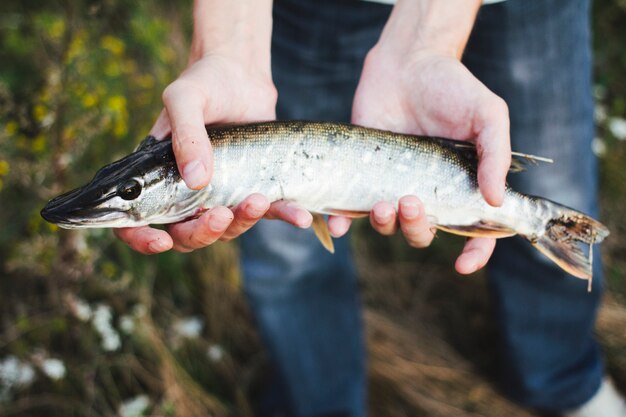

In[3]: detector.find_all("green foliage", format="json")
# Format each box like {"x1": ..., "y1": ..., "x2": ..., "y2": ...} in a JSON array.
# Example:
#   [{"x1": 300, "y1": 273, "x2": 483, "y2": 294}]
[
  {"x1": 0, "y1": 1, "x2": 259, "y2": 416},
  {"x1": 593, "y1": 0, "x2": 626, "y2": 301}
]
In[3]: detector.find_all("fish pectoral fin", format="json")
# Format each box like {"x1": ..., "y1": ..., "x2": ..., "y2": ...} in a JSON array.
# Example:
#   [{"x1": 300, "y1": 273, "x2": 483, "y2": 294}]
[
  {"x1": 453, "y1": 143, "x2": 552, "y2": 173},
  {"x1": 436, "y1": 221, "x2": 516, "y2": 238},
  {"x1": 312, "y1": 213, "x2": 335, "y2": 253},
  {"x1": 321, "y1": 209, "x2": 369, "y2": 218}
]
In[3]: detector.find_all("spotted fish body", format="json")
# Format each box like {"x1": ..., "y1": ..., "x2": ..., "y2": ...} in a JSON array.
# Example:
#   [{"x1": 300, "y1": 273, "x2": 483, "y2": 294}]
[{"x1": 41, "y1": 121, "x2": 609, "y2": 281}]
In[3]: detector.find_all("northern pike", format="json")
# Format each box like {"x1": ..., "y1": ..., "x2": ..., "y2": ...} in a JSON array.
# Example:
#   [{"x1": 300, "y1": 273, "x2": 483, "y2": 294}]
[{"x1": 41, "y1": 121, "x2": 608, "y2": 281}]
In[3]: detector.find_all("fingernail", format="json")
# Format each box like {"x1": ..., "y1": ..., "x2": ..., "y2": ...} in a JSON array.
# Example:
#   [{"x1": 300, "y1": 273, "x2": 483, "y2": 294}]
[
  {"x1": 374, "y1": 208, "x2": 393, "y2": 224},
  {"x1": 209, "y1": 212, "x2": 232, "y2": 231},
  {"x1": 183, "y1": 160, "x2": 207, "y2": 189},
  {"x1": 401, "y1": 201, "x2": 420, "y2": 219},
  {"x1": 148, "y1": 238, "x2": 167, "y2": 253}
]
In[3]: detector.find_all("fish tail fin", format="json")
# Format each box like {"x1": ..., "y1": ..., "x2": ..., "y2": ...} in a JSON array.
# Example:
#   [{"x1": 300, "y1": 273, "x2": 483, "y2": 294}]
[{"x1": 528, "y1": 204, "x2": 609, "y2": 282}]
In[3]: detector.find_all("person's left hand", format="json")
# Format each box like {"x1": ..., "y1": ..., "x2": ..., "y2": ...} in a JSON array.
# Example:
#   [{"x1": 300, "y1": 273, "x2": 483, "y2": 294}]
[{"x1": 327, "y1": 46, "x2": 510, "y2": 275}]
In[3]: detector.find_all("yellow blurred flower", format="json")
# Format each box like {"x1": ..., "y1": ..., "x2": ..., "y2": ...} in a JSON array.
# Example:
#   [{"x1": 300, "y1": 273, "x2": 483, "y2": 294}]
[
  {"x1": 105, "y1": 61, "x2": 121, "y2": 77},
  {"x1": 63, "y1": 126, "x2": 76, "y2": 141},
  {"x1": 82, "y1": 93, "x2": 98, "y2": 108},
  {"x1": 32, "y1": 134, "x2": 47, "y2": 153},
  {"x1": 107, "y1": 95, "x2": 127, "y2": 113},
  {"x1": 5, "y1": 121, "x2": 18, "y2": 136},
  {"x1": 49, "y1": 18, "x2": 66, "y2": 40},
  {"x1": 101, "y1": 261, "x2": 117, "y2": 279},
  {"x1": 34, "y1": 104, "x2": 48, "y2": 122},
  {"x1": 159, "y1": 46, "x2": 176, "y2": 64},
  {"x1": 66, "y1": 30, "x2": 87, "y2": 64},
  {"x1": 100, "y1": 35, "x2": 125, "y2": 56},
  {"x1": 0, "y1": 160, "x2": 9, "y2": 176},
  {"x1": 114, "y1": 117, "x2": 128, "y2": 138},
  {"x1": 136, "y1": 74, "x2": 155, "y2": 89}
]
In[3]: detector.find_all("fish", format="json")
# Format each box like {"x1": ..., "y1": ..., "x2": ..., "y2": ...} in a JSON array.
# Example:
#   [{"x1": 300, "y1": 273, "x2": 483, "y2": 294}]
[{"x1": 41, "y1": 120, "x2": 609, "y2": 282}]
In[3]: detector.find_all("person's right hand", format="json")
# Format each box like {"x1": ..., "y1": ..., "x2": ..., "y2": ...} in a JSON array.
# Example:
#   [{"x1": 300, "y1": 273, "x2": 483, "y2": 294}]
[{"x1": 114, "y1": 53, "x2": 313, "y2": 254}]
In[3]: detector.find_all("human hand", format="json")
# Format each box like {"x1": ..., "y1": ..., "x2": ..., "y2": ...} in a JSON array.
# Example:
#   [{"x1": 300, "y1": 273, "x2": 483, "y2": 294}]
[
  {"x1": 115, "y1": 54, "x2": 312, "y2": 254},
  {"x1": 114, "y1": 1, "x2": 312, "y2": 253},
  {"x1": 344, "y1": 42, "x2": 509, "y2": 274}
]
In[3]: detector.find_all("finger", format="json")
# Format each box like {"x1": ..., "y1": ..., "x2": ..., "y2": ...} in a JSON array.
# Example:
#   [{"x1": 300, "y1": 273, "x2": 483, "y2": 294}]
[
  {"x1": 114, "y1": 226, "x2": 173, "y2": 254},
  {"x1": 150, "y1": 109, "x2": 172, "y2": 139},
  {"x1": 167, "y1": 206, "x2": 233, "y2": 252},
  {"x1": 370, "y1": 201, "x2": 397, "y2": 236},
  {"x1": 162, "y1": 80, "x2": 213, "y2": 190},
  {"x1": 328, "y1": 216, "x2": 352, "y2": 238},
  {"x1": 474, "y1": 96, "x2": 511, "y2": 207},
  {"x1": 264, "y1": 201, "x2": 313, "y2": 228},
  {"x1": 220, "y1": 194, "x2": 270, "y2": 241},
  {"x1": 455, "y1": 237, "x2": 496, "y2": 275},
  {"x1": 397, "y1": 196, "x2": 435, "y2": 248}
]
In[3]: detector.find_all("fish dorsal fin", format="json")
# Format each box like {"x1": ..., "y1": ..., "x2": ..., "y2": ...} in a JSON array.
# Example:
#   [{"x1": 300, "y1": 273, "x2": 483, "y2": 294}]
[
  {"x1": 312, "y1": 213, "x2": 334, "y2": 253},
  {"x1": 452, "y1": 142, "x2": 553, "y2": 173},
  {"x1": 135, "y1": 135, "x2": 159, "y2": 152}
]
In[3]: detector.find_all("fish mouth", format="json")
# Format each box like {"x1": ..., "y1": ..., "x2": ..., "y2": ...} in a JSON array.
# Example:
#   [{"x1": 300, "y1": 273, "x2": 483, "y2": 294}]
[{"x1": 41, "y1": 186, "x2": 129, "y2": 228}]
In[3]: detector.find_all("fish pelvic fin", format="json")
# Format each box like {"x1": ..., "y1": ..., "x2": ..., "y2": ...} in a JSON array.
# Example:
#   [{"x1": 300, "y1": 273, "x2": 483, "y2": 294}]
[
  {"x1": 436, "y1": 221, "x2": 516, "y2": 238},
  {"x1": 312, "y1": 213, "x2": 335, "y2": 254},
  {"x1": 527, "y1": 208, "x2": 609, "y2": 282}
]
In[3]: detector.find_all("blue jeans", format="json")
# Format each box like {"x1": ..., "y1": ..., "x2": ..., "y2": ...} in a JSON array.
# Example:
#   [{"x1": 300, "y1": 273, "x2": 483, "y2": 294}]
[{"x1": 240, "y1": 0, "x2": 603, "y2": 415}]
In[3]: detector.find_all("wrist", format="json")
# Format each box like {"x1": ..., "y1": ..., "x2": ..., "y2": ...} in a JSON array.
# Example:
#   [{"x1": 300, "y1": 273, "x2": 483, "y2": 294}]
[
  {"x1": 188, "y1": 0, "x2": 273, "y2": 71},
  {"x1": 376, "y1": 0, "x2": 481, "y2": 60}
]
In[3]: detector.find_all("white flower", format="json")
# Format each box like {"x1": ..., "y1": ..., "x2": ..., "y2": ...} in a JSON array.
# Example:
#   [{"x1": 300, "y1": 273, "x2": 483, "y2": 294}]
[
  {"x1": 207, "y1": 345, "x2": 224, "y2": 362},
  {"x1": 591, "y1": 137, "x2": 607, "y2": 157},
  {"x1": 594, "y1": 104, "x2": 607, "y2": 123},
  {"x1": 0, "y1": 356, "x2": 36, "y2": 401},
  {"x1": 74, "y1": 298, "x2": 93, "y2": 322},
  {"x1": 132, "y1": 304, "x2": 147, "y2": 319},
  {"x1": 173, "y1": 317, "x2": 203, "y2": 339},
  {"x1": 119, "y1": 315, "x2": 135, "y2": 334},
  {"x1": 608, "y1": 117, "x2": 626, "y2": 141},
  {"x1": 93, "y1": 304, "x2": 121, "y2": 352},
  {"x1": 118, "y1": 394, "x2": 150, "y2": 417},
  {"x1": 593, "y1": 84, "x2": 607, "y2": 100},
  {"x1": 41, "y1": 358, "x2": 66, "y2": 381},
  {"x1": 0, "y1": 356, "x2": 36, "y2": 387}
]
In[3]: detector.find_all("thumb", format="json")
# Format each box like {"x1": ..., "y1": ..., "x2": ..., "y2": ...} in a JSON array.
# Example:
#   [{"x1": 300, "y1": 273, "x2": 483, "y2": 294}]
[
  {"x1": 162, "y1": 81, "x2": 213, "y2": 190},
  {"x1": 474, "y1": 96, "x2": 511, "y2": 207}
]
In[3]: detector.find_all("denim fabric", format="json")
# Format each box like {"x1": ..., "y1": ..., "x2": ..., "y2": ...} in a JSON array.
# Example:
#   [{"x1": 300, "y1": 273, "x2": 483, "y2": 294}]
[
  {"x1": 466, "y1": 0, "x2": 603, "y2": 411},
  {"x1": 239, "y1": 0, "x2": 603, "y2": 415}
]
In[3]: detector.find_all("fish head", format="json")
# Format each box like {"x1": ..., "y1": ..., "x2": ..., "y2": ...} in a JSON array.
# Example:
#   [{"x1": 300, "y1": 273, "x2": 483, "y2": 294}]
[{"x1": 41, "y1": 138, "x2": 210, "y2": 229}]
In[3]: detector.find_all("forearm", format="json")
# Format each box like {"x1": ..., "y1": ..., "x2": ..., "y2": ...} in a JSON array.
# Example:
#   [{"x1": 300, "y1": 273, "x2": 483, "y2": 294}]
[
  {"x1": 376, "y1": 0, "x2": 482, "y2": 59},
  {"x1": 189, "y1": 0, "x2": 273, "y2": 69}
]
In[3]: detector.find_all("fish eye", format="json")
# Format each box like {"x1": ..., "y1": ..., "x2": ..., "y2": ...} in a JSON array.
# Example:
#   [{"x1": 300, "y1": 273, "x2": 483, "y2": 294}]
[{"x1": 118, "y1": 180, "x2": 142, "y2": 200}]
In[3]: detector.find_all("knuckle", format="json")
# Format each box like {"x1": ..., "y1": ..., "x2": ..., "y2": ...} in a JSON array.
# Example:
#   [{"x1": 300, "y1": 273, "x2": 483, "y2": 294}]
[
  {"x1": 492, "y1": 96, "x2": 509, "y2": 118},
  {"x1": 163, "y1": 79, "x2": 196, "y2": 105},
  {"x1": 162, "y1": 81, "x2": 182, "y2": 105}
]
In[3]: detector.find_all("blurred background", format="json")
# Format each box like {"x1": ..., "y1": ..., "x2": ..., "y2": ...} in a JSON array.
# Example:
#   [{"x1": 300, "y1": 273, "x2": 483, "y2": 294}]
[{"x1": 0, "y1": 1, "x2": 625, "y2": 416}]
